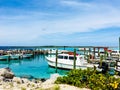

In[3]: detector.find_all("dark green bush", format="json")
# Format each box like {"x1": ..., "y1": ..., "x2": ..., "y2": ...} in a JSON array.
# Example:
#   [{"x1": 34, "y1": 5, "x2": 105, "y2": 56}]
[{"x1": 55, "y1": 68, "x2": 120, "y2": 90}]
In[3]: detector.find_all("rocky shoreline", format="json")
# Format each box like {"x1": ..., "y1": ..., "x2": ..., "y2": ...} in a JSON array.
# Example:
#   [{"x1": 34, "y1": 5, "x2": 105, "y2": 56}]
[{"x1": 0, "y1": 67, "x2": 90, "y2": 90}]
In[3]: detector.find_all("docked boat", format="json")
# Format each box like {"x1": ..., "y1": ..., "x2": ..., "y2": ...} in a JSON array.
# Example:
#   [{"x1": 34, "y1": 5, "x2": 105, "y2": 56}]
[
  {"x1": 45, "y1": 52, "x2": 98, "y2": 70},
  {"x1": 22, "y1": 54, "x2": 33, "y2": 58},
  {"x1": 0, "y1": 55, "x2": 10, "y2": 60},
  {"x1": 115, "y1": 60, "x2": 120, "y2": 72},
  {"x1": 111, "y1": 50, "x2": 119, "y2": 58},
  {"x1": 47, "y1": 49, "x2": 61, "y2": 54},
  {"x1": 47, "y1": 49, "x2": 69, "y2": 54},
  {"x1": 10, "y1": 54, "x2": 20, "y2": 60}
]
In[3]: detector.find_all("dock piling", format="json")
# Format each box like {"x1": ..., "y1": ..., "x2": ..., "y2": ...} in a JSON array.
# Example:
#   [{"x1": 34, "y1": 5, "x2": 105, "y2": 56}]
[
  {"x1": 119, "y1": 37, "x2": 120, "y2": 58},
  {"x1": 73, "y1": 48, "x2": 76, "y2": 69},
  {"x1": 55, "y1": 49, "x2": 58, "y2": 72},
  {"x1": 93, "y1": 47, "x2": 95, "y2": 59},
  {"x1": 64, "y1": 46, "x2": 66, "y2": 50}
]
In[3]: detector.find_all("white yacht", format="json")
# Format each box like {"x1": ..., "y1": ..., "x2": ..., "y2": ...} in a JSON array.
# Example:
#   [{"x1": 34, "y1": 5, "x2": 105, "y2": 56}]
[{"x1": 45, "y1": 52, "x2": 98, "y2": 70}]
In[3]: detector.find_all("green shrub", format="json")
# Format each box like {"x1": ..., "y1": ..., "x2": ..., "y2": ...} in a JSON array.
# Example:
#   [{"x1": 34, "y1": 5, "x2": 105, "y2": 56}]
[
  {"x1": 53, "y1": 84, "x2": 60, "y2": 90},
  {"x1": 55, "y1": 68, "x2": 120, "y2": 90},
  {"x1": 21, "y1": 87, "x2": 26, "y2": 90}
]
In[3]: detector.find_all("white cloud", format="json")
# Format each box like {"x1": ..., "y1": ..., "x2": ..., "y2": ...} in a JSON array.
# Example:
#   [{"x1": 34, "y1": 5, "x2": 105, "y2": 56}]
[
  {"x1": 60, "y1": 0, "x2": 92, "y2": 8},
  {"x1": 43, "y1": 12, "x2": 120, "y2": 34},
  {"x1": 0, "y1": 7, "x2": 120, "y2": 39},
  {"x1": 0, "y1": 0, "x2": 120, "y2": 45}
]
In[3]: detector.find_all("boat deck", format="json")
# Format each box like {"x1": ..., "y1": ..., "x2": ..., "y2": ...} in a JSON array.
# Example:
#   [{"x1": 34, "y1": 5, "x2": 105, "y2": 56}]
[{"x1": 115, "y1": 59, "x2": 120, "y2": 73}]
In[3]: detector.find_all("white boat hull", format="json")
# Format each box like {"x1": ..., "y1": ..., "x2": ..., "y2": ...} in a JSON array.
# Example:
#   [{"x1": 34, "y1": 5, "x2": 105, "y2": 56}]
[
  {"x1": 0, "y1": 55, "x2": 9, "y2": 60},
  {"x1": 45, "y1": 56, "x2": 98, "y2": 70},
  {"x1": 22, "y1": 54, "x2": 33, "y2": 58},
  {"x1": 10, "y1": 54, "x2": 20, "y2": 60}
]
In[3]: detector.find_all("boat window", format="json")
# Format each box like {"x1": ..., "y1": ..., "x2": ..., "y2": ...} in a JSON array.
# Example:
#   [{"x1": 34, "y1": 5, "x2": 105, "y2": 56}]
[
  {"x1": 58, "y1": 55, "x2": 63, "y2": 59},
  {"x1": 69, "y1": 56, "x2": 74, "y2": 60},
  {"x1": 64, "y1": 56, "x2": 68, "y2": 59},
  {"x1": 69, "y1": 56, "x2": 77, "y2": 60}
]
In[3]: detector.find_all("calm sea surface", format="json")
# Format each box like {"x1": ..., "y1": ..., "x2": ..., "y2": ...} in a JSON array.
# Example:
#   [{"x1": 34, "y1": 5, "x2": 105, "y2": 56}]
[{"x1": 0, "y1": 54, "x2": 69, "y2": 79}]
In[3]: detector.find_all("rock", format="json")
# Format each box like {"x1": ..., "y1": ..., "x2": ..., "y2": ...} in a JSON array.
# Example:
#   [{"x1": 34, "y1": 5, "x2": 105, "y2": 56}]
[
  {"x1": 5, "y1": 67, "x2": 11, "y2": 72},
  {"x1": 13, "y1": 77, "x2": 22, "y2": 84},
  {"x1": 40, "y1": 78, "x2": 46, "y2": 82},
  {"x1": 20, "y1": 75, "x2": 34, "y2": 80},
  {"x1": 50, "y1": 73, "x2": 60, "y2": 80},
  {"x1": 0, "y1": 68, "x2": 14, "y2": 79},
  {"x1": 32, "y1": 79, "x2": 42, "y2": 84},
  {"x1": 42, "y1": 73, "x2": 60, "y2": 85},
  {"x1": 0, "y1": 76, "x2": 4, "y2": 81},
  {"x1": 114, "y1": 75, "x2": 120, "y2": 78},
  {"x1": 21, "y1": 78, "x2": 30, "y2": 83}
]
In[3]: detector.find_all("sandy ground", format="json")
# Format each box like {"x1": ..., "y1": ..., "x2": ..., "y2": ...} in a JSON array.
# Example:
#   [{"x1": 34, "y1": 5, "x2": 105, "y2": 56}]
[{"x1": 59, "y1": 84, "x2": 90, "y2": 90}]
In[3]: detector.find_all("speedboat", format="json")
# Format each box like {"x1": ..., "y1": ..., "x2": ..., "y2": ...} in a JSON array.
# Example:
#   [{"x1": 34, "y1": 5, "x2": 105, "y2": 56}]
[{"x1": 45, "y1": 52, "x2": 98, "y2": 70}]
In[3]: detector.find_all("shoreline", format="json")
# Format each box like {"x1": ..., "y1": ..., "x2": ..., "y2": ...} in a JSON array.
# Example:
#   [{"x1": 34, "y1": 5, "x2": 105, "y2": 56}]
[{"x1": 0, "y1": 67, "x2": 90, "y2": 90}]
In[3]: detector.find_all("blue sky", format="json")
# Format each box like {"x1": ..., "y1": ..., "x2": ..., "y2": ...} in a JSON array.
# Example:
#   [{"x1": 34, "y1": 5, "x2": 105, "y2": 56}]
[{"x1": 0, "y1": 0, "x2": 120, "y2": 46}]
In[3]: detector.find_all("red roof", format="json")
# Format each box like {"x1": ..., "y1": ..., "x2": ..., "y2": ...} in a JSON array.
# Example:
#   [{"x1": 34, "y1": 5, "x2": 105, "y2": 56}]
[
  {"x1": 107, "y1": 50, "x2": 112, "y2": 53},
  {"x1": 104, "y1": 47, "x2": 108, "y2": 51},
  {"x1": 67, "y1": 52, "x2": 79, "y2": 55}
]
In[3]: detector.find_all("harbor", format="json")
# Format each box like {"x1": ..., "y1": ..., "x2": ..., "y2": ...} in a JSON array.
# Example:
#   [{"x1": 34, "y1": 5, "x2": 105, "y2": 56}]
[
  {"x1": 0, "y1": 45, "x2": 120, "y2": 90},
  {"x1": 0, "y1": 45, "x2": 119, "y2": 79},
  {"x1": 0, "y1": 46, "x2": 71, "y2": 79}
]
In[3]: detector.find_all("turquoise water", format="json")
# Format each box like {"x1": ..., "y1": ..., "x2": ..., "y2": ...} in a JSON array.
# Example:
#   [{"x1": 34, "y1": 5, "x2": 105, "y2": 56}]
[
  {"x1": 0, "y1": 46, "x2": 118, "y2": 79},
  {"x1": 0, "y1": 54, "x2": 69, "y2": 79}
]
